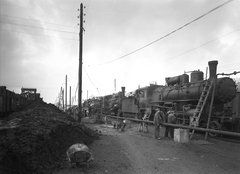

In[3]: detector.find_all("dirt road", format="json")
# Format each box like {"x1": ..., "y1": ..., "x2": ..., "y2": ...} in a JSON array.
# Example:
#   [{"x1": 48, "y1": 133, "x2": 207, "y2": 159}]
[{"x1": 55, "y1": 118, "x2": 240, "y2": 174}]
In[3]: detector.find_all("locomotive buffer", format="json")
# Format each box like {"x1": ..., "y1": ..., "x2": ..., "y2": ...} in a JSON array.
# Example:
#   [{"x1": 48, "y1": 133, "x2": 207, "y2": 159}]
[{"x1": 190, "y1": 79, "x2": 213, "y2": 138}]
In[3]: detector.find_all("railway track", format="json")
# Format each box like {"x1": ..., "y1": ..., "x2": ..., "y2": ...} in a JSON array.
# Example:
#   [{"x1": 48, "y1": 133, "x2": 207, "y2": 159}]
[{"x1": 209, "y1": 134, "x2": 240, "y2": 144}]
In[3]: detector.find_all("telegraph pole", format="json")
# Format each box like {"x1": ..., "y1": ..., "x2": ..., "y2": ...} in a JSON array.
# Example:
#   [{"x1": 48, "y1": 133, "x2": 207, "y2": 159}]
[
  {"x1": 69, "y1": 86, "x2": 71, "y2": 110},
  {"x1": 62, "y1": 88, "x2": 64, "y2": 111},
  {"x1": 58, "y1": 88, "x2": 61, "y2": 109},
  {"x1": 59, "y1": 87, "x2": 62, "y2": 109},
  {"x1": 114, "y1": 79, "x2": 116, "y2": 93},
  {"x1": 65, "y1": 75, "x2": 67, "y2": 111},
  {"x1": 78, "y1": 3, "x2": 84, "y2": 122}
]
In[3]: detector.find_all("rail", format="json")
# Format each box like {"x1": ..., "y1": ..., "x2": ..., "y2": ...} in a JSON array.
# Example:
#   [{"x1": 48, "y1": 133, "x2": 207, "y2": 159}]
[{"x1": 105, "y1": 115, "x2": 240, "y2": 137}]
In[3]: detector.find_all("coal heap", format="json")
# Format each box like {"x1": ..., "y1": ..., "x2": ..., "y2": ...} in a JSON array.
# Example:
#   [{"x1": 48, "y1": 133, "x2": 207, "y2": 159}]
[{"x1": 0, "y1": 100, "x2": 99, "y2": 174}]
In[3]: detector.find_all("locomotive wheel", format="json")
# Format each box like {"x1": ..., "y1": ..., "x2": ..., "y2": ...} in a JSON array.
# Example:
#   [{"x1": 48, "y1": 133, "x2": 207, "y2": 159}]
[{"x1": 209, "y1": 121, "x2": 221, "y2": 137}]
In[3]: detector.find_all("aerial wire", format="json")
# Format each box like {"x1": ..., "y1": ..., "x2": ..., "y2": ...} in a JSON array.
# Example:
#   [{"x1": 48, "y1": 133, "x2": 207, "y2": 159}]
[
  {"x1": 83, "y1": 65, "x2": 101, "y2": 96},
  {"x1": 88, "y1": 0, "x2": 234, "y2": 66},
  {"x1": 0, "y1": 14, "x2": 78, "y2": 29},
  {"x1": 0, "y1": 28, "x2": 78, "y2": 41},
  {"x1": 0, "y1": 21, "x2": 78, "y2": 34},
  {"x1": 165, "y1": 27, "x2": 240, "y2": 61}
]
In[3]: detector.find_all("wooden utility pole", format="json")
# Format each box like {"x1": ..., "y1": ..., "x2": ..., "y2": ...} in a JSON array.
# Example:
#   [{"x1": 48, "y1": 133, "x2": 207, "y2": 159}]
[
  {"x1": 78, "y1": 3, "x2": 84, "y2": 122},
  {"x1": 65, "y1": 75, "x2": 67, "y2": 111},
  {"x1": 58, "y1": 88, "x2": 61, "y2": 109},
  {"x1": 62, "y1": 88, "x2": 64, "y2": 111},
  {"x1": 69, "y1": 86, "x2": 71, "y2": 109}
]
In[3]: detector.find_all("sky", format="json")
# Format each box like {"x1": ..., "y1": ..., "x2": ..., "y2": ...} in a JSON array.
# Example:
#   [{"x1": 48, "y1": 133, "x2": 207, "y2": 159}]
[{"x1": 0, "y1": 0, "x2": 240, "y2": 105}]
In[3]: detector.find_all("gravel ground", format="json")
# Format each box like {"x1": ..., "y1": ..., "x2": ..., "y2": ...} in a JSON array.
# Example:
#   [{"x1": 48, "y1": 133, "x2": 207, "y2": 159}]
[{"x1": 56, "y1": 117, "x2": 240, "y2": 174}]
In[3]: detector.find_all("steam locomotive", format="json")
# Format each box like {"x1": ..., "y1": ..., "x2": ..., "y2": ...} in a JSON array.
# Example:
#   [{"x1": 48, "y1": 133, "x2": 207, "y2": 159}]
[
  {"x1": 149, "y1": 61, "x2": 239, "y2": 135},
  {"x1": 98, "y1": 60, "x2": 239, "y2": 135}
]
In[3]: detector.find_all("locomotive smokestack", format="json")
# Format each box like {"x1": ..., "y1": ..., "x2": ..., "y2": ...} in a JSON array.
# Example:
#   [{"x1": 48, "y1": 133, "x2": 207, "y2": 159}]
[
  {"x1": 208, "y1": 60, "x2": 218, "y2": 79},
  {"x1": 121, "y1": 87, "x2": 125, "y2": 97}
]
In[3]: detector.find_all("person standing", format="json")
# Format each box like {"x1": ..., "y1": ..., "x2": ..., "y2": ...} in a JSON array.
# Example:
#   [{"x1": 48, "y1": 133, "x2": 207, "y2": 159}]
[
  {"x1": 165, "y1": 110, "x2": 176, "y2": 138},
  {"x1": 138, "y1": 107, "x2": 151, "y2": 132},
  {"x1": 153, "y1": 108, "x2": 165, "y2": 140}
]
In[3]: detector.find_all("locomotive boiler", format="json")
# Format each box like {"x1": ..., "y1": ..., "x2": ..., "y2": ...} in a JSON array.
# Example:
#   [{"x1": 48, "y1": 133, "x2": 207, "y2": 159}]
[{"x1": 153, "y1": 61, "x2": 236, "y2": 104}]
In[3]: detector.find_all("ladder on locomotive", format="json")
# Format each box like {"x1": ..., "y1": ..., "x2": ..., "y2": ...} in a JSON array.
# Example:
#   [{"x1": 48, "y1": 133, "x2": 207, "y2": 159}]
[{"x1": 190, "y1": 79, "x2": 213, "y2": 138}]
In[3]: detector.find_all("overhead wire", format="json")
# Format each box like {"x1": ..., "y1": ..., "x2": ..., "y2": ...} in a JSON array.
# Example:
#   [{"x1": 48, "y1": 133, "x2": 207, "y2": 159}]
[
  {"x1": 0, "y1": 14, "x2": 79, "y2": 29},
  {"x1": 1, "y1": 1, "x2": 237, "y2": 101},
  {"x1": 78, "y1": 0, "x2": 102, "y2": 98},
  {"x1": 0, "y1": 28, "x2": 78, "y2": 41},
  {"x1": 64, "y1": 6, "x2": 81, "y2": 105},
  {"x1": 88, "y1": 0, "x2": 234, "y2": 66},
  {"x1": 0, "y1": 12, "x2": 80, "y2": 41},
  {"x1": 0, "y1": 11, "x2": 81, "y2": 103},
  {"x1": 83, "y1": 65, "x2": 101, "y2": 96},
  {"x1": 0, "y1": 21, "x2": 78, "y2": 34},
  {"x1": 0, "y1": 17, "x2": 79, "y2": 41},
  {"x1": 0, "y1": 2, "x2": 88, "y2": 103},
  {"x1": 165, "y1": 27, "x2": 240, "y2": 61}
]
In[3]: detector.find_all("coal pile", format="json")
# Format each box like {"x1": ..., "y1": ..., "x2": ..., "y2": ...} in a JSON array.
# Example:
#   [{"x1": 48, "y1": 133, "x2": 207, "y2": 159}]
[{"x1": 0, "y1": 101, "x2": 99, "y2": 174}]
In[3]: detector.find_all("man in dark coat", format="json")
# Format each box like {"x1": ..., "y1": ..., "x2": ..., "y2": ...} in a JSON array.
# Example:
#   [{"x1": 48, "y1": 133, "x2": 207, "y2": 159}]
[
  {"x1": 165, "y1": 110, "x2": 176, "y2": 138},
  {"x1": 153, "y1": 108, "x2": 165, "y2": 140}
]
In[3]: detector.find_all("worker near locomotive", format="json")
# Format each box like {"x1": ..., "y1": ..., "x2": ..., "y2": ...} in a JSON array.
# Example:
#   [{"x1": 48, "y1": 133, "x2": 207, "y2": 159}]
[
  {"x1": 165, "y1": 109, "x2": 176, "y2": 139},
  {"x1": 153, "y1": 107, "x2": 165, "y2": 140},
  {"x1": 84, "y1": 60, "x2": 240, "y2": 137}
]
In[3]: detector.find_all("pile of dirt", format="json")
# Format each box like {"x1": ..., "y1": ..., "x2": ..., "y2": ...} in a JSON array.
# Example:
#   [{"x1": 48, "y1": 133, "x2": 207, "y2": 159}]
[{"x1": 0, "y1": 100, "x2": 99, "y2": 174}]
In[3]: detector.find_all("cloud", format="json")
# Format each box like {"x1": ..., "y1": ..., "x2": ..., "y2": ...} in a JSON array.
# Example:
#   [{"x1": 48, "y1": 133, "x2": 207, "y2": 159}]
[{"x1": 1, "y1": 0, "x2": 240, "y2": 104}]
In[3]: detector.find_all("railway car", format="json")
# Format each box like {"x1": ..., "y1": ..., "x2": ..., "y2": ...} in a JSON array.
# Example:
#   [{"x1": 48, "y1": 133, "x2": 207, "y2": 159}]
[
  {"x1": 0, "y1": 86, "x2": 29, "y2": 117},
  {"x1": 0, "y1": 86, "x2": 40, "y2": 117},
  {"x1": 0, "y1": 86, "x2": 17, "y2": 117}
]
